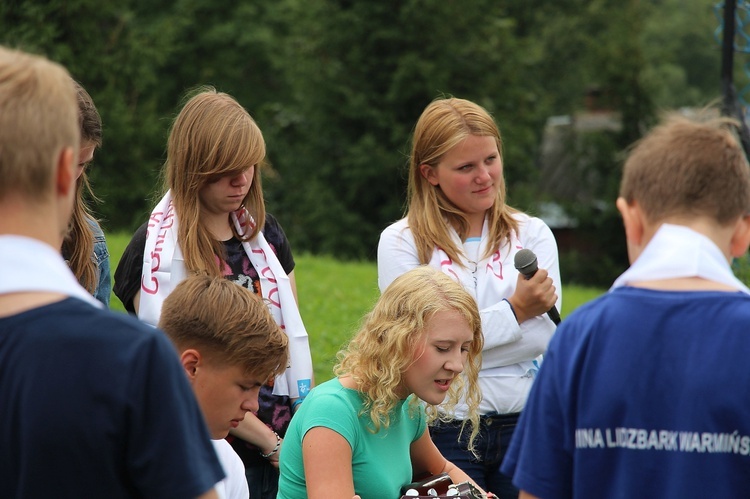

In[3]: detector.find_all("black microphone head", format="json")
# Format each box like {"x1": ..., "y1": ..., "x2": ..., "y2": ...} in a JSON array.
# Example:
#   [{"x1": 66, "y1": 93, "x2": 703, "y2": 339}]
[{"x1": 514, "y1": 248, "x2": 538, "y2": 277}]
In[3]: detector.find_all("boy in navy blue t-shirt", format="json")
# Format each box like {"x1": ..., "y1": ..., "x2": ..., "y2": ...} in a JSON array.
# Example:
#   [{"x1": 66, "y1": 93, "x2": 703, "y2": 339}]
[
  {"x1": 502, "y1": 112, "x2": 750, "y2": 498},
  {"x1": 0, "y1": 46, "x2": 223, "y2": 499}
]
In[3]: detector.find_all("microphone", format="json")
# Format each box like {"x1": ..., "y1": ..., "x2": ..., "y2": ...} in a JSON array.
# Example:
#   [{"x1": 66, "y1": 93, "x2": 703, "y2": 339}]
[{"x1": 514, "y1": 248, "x2": 561, "y2": 325}]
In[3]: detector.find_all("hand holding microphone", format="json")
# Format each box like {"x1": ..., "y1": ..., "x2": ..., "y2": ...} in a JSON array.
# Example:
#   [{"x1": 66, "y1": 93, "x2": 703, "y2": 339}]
[{"x1": 513, "y1": 249, "x2": 561, "y2": 325}]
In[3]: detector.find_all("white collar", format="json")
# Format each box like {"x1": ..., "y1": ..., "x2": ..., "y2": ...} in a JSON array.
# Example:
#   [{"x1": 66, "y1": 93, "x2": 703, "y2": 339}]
[
  {"x1": 0, "y1": 235, "x2": 102, "y2": 306},
  {"x1": 610, "y1": 224, "x2": 750, "y2": 294}
]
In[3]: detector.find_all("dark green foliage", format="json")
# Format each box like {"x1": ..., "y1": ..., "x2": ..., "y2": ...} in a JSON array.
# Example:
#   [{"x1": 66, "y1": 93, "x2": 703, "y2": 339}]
[
  {"x1": 1, "y1": 0, "x2": 736, "y2": 286},
  {"x1": 261, "y1": 0, "x2": 550, "y2": 258}
]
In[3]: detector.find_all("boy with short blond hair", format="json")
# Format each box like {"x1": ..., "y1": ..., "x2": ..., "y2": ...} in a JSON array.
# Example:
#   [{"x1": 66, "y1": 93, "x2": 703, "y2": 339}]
[
  {"x1": 160, "y1": 274, "x2": 289, "y2": 499},
  {"x1": 0, "y1": 45, "x2": 222, "y2": 499},
  {"x1": 502, "y1": 112, "x2": 750, "y2": 498}
]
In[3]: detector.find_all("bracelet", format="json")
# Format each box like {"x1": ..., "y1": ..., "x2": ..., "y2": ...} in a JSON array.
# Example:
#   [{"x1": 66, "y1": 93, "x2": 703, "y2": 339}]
[
  {"x1": 291, "y1": 398, "x2": 303, "y2": 411},
  {"x1": 259, "y1": 431, "x2": 281, "y2": 459}
]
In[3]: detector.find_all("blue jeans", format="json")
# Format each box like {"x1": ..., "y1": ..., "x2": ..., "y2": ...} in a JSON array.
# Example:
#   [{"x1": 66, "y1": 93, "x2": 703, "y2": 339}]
[
  {"x1": 429, "y1": 413, "x2": 520, "y2": 499},
  {"x1": 88, "y1": 218, "x2": 111, "y2": 307},
  {"x1": 244, "y1": 458, "x2": 279, "y2": 499}
]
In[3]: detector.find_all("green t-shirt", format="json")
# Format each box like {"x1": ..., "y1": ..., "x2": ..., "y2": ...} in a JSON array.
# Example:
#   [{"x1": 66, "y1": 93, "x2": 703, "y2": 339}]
[{"x1": 278, "y1": 377, "x2": 427, "y2": 499}]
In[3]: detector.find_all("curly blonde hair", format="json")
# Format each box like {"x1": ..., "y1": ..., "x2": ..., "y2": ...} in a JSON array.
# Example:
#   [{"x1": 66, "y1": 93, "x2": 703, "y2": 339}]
[
  {"x1": 159, "y1": 274, "x2": 289, "y2": 380},
  {"x1": 334, "y1": 266, "x2": 483, "y2": 453}
]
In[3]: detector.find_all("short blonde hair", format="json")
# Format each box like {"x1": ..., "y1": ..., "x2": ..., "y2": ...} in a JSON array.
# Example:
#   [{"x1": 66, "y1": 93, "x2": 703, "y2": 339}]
[
  {"x1": 0, "y1": 46, "x2": 79, "y2": 201},
  {"x1": 334, "y1": 266, "x2": 483, "y2": 452},
  {"x1": 159, "y1": 274, "x2": 289, "y2": 380}
]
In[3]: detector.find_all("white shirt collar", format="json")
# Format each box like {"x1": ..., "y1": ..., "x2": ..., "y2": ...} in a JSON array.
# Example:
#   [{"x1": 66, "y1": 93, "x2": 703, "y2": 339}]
[
  {"x1": 610, "y1": 224, "x2": 750, "y2": 295},
  {"x1": 0, "y1": 235, "x2": 102, "y2": 307}
]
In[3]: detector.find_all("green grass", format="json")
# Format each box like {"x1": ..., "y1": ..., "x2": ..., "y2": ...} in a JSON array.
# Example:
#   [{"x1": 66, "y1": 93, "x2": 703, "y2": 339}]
[
  {"x1": 106, "y1": 232, "x2": 604, "y2": 384},
  {"x1": 561, "y1": 285, "x2": 605, "y2": 318},
  {"x1": 106, "y1": 233, "x2": 131, "y2": 314},
  {"x1": 294, "y1": 254, "x2": 380, "y2": 383}
]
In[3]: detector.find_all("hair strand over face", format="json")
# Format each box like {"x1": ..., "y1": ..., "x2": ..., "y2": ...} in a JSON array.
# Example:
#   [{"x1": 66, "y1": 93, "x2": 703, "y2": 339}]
[
  {"x1": 163, "y1": 87, "x2": 267, "y2": 276},
  {"x1": 63, "y1": 80, "x2": 104, "y2": 293}
]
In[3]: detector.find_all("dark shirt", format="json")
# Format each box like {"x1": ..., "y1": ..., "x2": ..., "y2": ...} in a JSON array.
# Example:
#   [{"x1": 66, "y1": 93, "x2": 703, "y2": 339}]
[{"x1": 0, "y1": 298, "x2": 224, "y2": 498}]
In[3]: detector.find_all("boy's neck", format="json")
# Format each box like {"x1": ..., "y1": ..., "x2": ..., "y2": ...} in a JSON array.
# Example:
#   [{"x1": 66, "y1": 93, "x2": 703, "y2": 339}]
[
  {"x1": 0, "y1": 198, "x2": 66, "y2": 250},
  {"x1": 621, "y1": 219, "x2": 748, "y2": 293}
]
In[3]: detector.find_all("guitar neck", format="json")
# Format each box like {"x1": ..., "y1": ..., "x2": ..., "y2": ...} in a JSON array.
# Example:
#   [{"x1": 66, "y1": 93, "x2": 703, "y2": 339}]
[
  {"x1": 399, "y1": 472, "x2": 486, "y2": 499},
  {"x1": 446, "y1": 481, "x2": 486, "y2": 499}
]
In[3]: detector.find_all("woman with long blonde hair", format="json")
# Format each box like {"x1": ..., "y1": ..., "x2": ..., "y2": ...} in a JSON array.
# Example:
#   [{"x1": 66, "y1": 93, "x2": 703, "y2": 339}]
[
  {"x1": 378, "y1": 96, "x2": 561, "y2": 497},
  {"x1": 114, "y1": 87, "x2": 313, "y2": 498}
]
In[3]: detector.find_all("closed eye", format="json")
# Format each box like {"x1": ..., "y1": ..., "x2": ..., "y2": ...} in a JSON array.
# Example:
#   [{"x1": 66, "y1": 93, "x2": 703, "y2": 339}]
[{"x1": 239, "y1": 381, "x2": 262, "y2": 392}]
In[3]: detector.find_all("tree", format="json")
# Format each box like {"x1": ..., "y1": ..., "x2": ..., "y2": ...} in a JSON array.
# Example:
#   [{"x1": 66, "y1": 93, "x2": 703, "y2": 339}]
[
  {"x1": 1, "y1": 0, "x2": 180, "y2": 229},
  {"x1": 530, "y1": 0, "x2": 657, "y2": 285},
  {"x1": 2, "y1": 0, "x2": 728, "y2": 274},
  {"x1": 262, "y1": 0, "x2": 551, "y2": 259}
]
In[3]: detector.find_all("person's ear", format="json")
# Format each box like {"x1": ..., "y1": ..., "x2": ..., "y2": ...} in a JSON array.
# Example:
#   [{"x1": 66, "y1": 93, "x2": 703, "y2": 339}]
[
  {"x1": 616, "y1": 197, "x2": 644, "y2": 247},
  {"x1": 729, "y1": 214, "x2": 750, "y2": 258},
  {"x1": 55, "y1": 146, "x2": 76, "y2": 197},
  {"x1": 180, "y1": 349, "x2": 202, "y2": 381},
  {"x1": 419, "y1": 163, "x2": 439, "y2": 186}
]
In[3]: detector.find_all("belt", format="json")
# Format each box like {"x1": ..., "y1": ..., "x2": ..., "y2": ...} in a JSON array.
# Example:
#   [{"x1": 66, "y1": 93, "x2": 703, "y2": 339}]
[
  {"x1": 435, "y1": 411, "x2": 521, "y2": 428},
  {"x1": 480, "y1": 412, "x2": 521, "y2": 426}
]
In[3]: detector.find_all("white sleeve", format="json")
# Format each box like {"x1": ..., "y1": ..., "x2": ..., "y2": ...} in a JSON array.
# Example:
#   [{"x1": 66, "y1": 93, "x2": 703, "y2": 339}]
[
  {"x1": 479, "y1": 218, "x2": 561, "y2": 368},
  {"x1": 479, "y1": 300, "x2": 523, "y2": 352},
  {"x1": 224, "y1": 450, "x2": 249, "y2": 499},
  {"x1": 532, "y1": 217, "x2": 562, "y2": 314},
  {"x1": 212, "y1": 439, "x2": 249, "y2": 499},
  {"x1": 377, "y1": 221, "x2": 421, "y2": 292}
]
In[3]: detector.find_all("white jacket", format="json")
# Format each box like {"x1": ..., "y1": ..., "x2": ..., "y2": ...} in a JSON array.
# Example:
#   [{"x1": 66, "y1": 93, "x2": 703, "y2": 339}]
[{"x1": 377, "y1": 213, "x2": 561, "y2": 416}]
